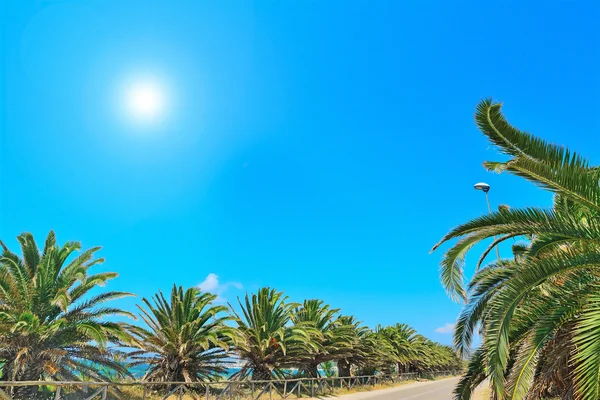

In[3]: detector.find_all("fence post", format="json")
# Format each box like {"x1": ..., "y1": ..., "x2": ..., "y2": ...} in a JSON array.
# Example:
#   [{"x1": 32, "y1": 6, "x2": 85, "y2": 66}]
[
  {"x1": 311, "y1": 380, "x2": 314, "y2": 397},
  {"x1": 54, "y1": 385, "x2": 62, "y2": 400},
  {"x1": 206, "y1": 383, "x2": 210, "y2": 400}
]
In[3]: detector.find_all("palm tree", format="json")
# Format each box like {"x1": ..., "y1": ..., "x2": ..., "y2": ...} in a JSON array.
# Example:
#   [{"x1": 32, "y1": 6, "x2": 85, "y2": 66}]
[
  {"x1": 129, "y1": 285, "x2": 238, "y2": 385},
  {"x1": 231, "y1": 288, "x2": 314, "y2": 380},
  {"x1": 375, "y1": 324, "x2": 420, "y2": 374},
  {"x1": 387, "y1": 324, "x2": 420, "y2": 374},
  {"x1": 335, "y1": 316, "x2": 385, "y2": 377},
  {"x1": 320, "y1": 361, "x2": 336, "y2": 378},
  {"x1": 292, "y1": 300, "x2": 355, "y2": 377},
  {"x1": 0, "y1": 231, "x2": 134, "y2": 397},
  {"x1": 433, "y1": 99, "x2": 600, "y2": 399},
  {"x1": 408, "y1": 337, "x2": 461, "y2": 373}
]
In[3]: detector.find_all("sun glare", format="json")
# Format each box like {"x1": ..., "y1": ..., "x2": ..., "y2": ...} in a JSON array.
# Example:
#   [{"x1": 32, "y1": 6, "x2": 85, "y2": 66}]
[{"x1": 124, "y1": 80, "x2": 166, "y2": 122}]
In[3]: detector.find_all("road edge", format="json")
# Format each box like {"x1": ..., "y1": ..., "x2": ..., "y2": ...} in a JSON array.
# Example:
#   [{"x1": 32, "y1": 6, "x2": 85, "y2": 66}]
[{"x1": 311, "y1": 376, "x2": 461, "y2": 400}]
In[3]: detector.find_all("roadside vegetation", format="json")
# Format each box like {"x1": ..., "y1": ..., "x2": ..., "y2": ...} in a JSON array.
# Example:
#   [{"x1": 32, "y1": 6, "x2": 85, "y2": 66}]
[
  {"x1": 117, "y1": 377, "x2": 425, "y2": 400},
  {"x1": 0, "y1": 232, "x2": 462, "y2": 398},
  {"x1": 434, "y1": 99, "x2": 600, "y2": 399}
]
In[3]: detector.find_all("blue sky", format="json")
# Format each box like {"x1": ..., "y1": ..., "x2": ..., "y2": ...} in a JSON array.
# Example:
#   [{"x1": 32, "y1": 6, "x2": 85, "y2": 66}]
[{"x1": 1, "y1": 0, "x2": 599, "y2": 344}]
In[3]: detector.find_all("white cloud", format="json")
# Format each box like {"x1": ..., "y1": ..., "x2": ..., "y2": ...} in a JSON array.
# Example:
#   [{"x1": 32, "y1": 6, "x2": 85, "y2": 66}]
[
  {"x1": 198, "y1": 273, "x2": 220, "y2": 292},
  {"x1": 231, "y1": 282, "x2": 243, "y2": 290},
  {"x1": 435, "y1": 323, "x2": 455, "y2": 334},
  {"x1": 197, "y1": 273, "x2": 243, "y2": 303}
]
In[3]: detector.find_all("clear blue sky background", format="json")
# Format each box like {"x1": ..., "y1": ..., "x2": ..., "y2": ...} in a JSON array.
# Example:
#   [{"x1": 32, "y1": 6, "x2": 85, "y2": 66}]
[{"x1": 1, "y1": 0, "x2": 599, "y2": 344}]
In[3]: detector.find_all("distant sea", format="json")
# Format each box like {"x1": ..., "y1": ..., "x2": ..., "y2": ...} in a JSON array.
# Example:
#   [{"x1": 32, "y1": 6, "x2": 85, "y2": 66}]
[
  {"x1": 129, "y1": 366, "x2": 242, "y2": 378},
  {"x1": 129, "y1": 367, "x2": 324, "y2": 379}
]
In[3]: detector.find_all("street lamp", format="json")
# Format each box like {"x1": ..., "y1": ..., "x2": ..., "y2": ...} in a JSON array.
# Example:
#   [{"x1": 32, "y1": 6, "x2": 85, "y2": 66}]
[{"x1": 474, "y1": 182, "x2": 500, "y2": 260}]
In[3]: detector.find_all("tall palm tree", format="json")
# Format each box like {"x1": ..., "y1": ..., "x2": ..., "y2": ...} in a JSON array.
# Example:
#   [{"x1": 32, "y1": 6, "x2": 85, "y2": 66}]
[
  {"x1": 129, "y1": 285, "x2": 238, "y2": 385},
  {"x1": 292, "y1": 300, "x2": 355, "y2": 377},
  {"x1": 433, "y1": 99, "x2": 600, "y2": 399},
  {"x1": 231, "y1": 288, "x2": 314, "y2": 380},
  {"x1": 0, "y1": 231, "x2": 134, "y2": 397}
]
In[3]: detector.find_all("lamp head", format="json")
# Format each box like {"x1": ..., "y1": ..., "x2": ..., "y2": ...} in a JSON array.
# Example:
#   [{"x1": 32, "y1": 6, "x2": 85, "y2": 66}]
[{"x1": 474, "y1": 182, "x2": 490, "y2": 193}]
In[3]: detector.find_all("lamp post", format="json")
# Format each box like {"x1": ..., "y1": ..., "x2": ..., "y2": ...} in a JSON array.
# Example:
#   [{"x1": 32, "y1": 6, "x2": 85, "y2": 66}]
[{"x1": 474, "y1": 182, "x2": 501, "y2": 260}]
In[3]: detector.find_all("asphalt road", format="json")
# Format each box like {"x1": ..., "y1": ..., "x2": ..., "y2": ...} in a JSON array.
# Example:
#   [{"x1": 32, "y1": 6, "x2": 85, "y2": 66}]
[{"x1": 320, "y1": 377, "x2": 460, "y2": 400}]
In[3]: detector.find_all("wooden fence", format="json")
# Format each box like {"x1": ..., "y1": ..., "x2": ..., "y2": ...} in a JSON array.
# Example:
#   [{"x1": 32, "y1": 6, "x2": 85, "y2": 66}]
[{"x1": 0, "y1": 370, "x2": 460, "y2": 400}]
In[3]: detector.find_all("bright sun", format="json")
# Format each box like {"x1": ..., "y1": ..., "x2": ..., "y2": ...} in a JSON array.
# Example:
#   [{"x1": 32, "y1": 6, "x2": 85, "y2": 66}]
[{"x1": 124, "y1": 81, "x2": 165, "y2": 122}]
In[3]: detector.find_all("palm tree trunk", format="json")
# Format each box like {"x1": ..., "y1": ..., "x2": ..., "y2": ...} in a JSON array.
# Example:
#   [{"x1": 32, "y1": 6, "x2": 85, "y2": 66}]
[
  {"x1": 305, "y1": 364, "x2": 320, "y2": 378},
  {"x1": 337, "y1": 360, "x2": 351, "y2": 377},
  {"x1": 12, "y1": 365, "x2": 43, "y2": 399},
  {"x1": 396, "y1": 362, "x2": 407, "y2": 374},
  {"x1": 252, "y1": 366, "x2": 272, "y2": 381},
  {"x1": 381, "y1": 364, "x2": 394, "y2": 375}
]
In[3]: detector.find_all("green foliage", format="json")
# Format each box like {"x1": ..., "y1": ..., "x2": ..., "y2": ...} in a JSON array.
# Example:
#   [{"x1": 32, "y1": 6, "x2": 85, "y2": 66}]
[
  {"x1": 320, "y1": 361, "x2": 336, "y2": 378},
  {"x1": 292, "y1": 299, "x2": 355, "y2": 377},
  {"x1": 0, "y1": 234, "x2": 460, "y2": 389},
  {"x1": 336, "y1": 316, "x2": 391, "y2": 377},
  {"x1": 129, "y1": 285, "x2": 238, "y2": 384},
  {"x1": 377, "y1": 324, "x2": 419, "y2": 372},
  {"x1": 230, "y1": 289, "x2": 456, "y2": 381},
  {"x1": 434, "y1": 99, "x2": 600, "y2": 399},
  {"x1": 0, "y1": 231, "x2": 134, "y2": 394},
  {"x1": 376, "y1": 325, "x2": 462, "y2": 374},
  {"x1": 230, "y1": 288, "x2": 315, "y2": 380}
]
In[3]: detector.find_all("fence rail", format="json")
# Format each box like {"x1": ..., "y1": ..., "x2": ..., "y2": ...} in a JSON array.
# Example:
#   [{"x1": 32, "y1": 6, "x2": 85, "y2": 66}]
[{"x1": 0, "y1": 370, "x2": 460, "y2": 400}]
